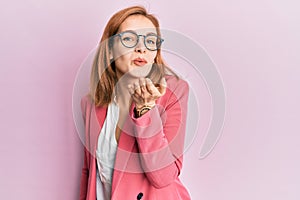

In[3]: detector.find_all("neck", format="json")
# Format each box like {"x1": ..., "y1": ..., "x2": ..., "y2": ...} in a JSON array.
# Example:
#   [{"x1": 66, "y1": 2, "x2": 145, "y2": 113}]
[
  {"x1": 114, "y1": 77, "x2": 136, "y2": 128},
  {"x1": 114, "y1": 75, "x2": 137, "y2": 110},
  {"x1": 116, "y1": 72, "x2": 140, "y2": 95}
]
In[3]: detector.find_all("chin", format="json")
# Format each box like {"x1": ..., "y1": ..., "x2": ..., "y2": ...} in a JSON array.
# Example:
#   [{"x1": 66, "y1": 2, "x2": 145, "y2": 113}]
[{"x1": 127, "y1": 64, "x2": 153, "y2": 78}]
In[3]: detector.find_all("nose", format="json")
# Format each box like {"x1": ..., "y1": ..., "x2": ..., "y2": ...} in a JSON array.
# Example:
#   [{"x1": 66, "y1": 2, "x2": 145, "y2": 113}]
[{"x1": 134, "y1": 36, "x2": 146, "y2": 53}]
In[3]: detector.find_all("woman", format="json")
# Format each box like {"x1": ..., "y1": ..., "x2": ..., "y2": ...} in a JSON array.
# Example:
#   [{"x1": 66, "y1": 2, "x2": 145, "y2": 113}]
[{"x1": 80, "y1": 6, "x2": 191, "y2": 200}]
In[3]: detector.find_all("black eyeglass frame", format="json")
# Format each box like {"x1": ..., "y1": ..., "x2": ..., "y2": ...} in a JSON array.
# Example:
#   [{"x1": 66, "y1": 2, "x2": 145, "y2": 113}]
[{"x1": 112, "y1": 31, "x2": 164, "y2": 51}]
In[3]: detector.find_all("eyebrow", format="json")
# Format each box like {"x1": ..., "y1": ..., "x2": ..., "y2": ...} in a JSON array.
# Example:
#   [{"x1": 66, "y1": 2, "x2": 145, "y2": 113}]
[{"x1": 124, "y1": 29, "x2": 157, "y2": 35}]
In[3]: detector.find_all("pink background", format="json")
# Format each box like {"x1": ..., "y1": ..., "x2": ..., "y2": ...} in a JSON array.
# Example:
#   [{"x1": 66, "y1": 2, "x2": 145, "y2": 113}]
[{"x1": 1, "y1": 0, "x2": 300, "y2": 199}]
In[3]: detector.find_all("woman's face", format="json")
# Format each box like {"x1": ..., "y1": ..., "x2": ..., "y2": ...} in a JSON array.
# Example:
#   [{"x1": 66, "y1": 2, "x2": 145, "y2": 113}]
[{"x1": 111, "y1": 15, "x2": 158, "y2": 79}]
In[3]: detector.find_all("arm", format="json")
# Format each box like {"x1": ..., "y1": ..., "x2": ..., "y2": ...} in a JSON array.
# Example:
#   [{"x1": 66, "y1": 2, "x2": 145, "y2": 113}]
[
  {"x1": 132, "y1": 79, "x2": 189, "y2": 188},
  {"x1": 79, "y1": 148, "x2": 89, "y2": 200},
  {"x1": 79, "y1": 96, "x2": 89, "y2": 200}
]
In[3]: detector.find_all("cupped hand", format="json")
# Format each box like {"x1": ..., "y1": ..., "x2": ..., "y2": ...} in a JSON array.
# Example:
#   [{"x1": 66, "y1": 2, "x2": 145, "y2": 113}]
[{"x1": 128, "y1": 77, "x2": 167, "y2": 109}]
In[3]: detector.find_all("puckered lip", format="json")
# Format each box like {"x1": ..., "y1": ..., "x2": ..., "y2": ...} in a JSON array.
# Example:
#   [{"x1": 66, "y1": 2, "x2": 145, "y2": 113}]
[{"x1": 133, "y1": 57, "x2": 148, "y2": 66}]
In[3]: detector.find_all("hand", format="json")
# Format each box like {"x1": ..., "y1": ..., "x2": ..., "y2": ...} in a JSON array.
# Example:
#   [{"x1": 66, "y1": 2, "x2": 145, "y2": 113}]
[{"x1": 128, "y1": 77, "x2": 167, "y2": 109}]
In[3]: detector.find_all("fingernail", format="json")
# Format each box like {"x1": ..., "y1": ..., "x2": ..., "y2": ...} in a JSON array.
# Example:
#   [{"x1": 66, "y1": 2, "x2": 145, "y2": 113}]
[{"x1": 128, "y1": 88, "x2": 134, "y2": 94}]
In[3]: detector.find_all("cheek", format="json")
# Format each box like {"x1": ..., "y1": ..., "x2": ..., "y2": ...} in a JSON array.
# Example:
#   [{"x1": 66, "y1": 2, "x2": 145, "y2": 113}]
[
  {"x1": 114, "y1": 56, "x2": 128, "y2": 71},
  {"x1": 112, "y1": 42, "x2": 133, "y2": 59},
  {"x1": 147, "y1": 52, "x2": 157, "y2": 63},
  {"x1": 113, "y1": 52, "x2": 133, "y2": 73},
  {"x1": 114, "y1": 51, "x2": 132, "y2": 64}
]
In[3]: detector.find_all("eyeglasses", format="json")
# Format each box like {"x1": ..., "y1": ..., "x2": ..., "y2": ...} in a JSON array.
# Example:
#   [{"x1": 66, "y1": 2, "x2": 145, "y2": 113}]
[{"x1": 113, "y1": 31, "x2": 164, "y2": 51}]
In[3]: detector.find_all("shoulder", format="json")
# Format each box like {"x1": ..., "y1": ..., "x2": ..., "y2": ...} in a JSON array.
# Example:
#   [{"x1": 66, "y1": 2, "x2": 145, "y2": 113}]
[
  {"x1": 164, "y1": 74, "x2": 189, "y2": 93},
  {"x1": 81, "y1": 94, "x2": 92, "y2": 104},
  {"x1": 80, "y1": 94, "x2": 93, "y2": 114},
  {"x1": 157, "y1": 75, "x2": 189, "y2": 107}
]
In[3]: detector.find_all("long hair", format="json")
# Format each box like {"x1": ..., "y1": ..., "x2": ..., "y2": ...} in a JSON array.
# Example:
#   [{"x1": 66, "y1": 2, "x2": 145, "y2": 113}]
[{"x1": 90, "y1": 6, "x2": 177, "y2": 107}]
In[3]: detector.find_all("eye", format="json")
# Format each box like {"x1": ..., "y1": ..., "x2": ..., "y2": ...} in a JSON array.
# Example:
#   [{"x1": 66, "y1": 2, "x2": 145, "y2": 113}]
[
  {"x1": 122, "y1": 36, "x2": 134, "y2": 42},
  {"x1": 146, "y1": 39, "x2": 156, "y2": 45},
  {"x1": 146, "y1": 35, "x2": 158, "y2": 46}
]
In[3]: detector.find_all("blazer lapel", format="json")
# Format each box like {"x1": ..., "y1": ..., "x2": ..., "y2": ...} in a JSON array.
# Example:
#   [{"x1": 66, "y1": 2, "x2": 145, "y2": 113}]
[
  {"x1": 111, "y1": 104, "x2": 136, "y2": 198},
  {"x1": 89, "y1": 104, "x2": 107, "y2": 157},
  {"x1": 89, "y1": 102, "x2": 137, "y2": 198}
]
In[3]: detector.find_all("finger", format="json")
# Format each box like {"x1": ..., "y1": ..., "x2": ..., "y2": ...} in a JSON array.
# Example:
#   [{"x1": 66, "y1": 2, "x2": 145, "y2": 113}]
[
  {"x1": 131, "y1": 94, "x2": 143, "y2": 105},
  {"x1": 134, "y1": 82, "x2": 141, "y2": 96},
  {"x1": 127, "y1": 84, "x2": 135, "y2": 95},
  {"x1": 129, "y1": 84, "x2": 143, "y2": 102},
  {"x1": 139, "y1": 78, "x2": 147, "y2": 93},
  {"x1": 145, "y1": 78, "x2": 159, "y2": 96},
  {"x1": 139, "y1": 78, "x2": 147, "y2": 99}
]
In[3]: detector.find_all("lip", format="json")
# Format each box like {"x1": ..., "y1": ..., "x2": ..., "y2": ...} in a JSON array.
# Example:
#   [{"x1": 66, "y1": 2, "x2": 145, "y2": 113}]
[{"x1": 133, "y1": 58, "x2": 148, "y2": 66}]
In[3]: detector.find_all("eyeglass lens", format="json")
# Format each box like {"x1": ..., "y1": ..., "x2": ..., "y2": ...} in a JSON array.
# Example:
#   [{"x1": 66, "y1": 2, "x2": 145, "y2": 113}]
[{"x1": 120, "y1": 32, "x2": 161, "y2": 51}]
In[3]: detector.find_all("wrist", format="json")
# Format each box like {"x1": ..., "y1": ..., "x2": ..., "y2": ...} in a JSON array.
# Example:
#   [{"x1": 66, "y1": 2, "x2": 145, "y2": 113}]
[
  {"x1": 134, "y1": 103, "x2": 155, "y2": 118},
  {"x1": 135, "y1": 102, "x2": 156, "y2": 110}
]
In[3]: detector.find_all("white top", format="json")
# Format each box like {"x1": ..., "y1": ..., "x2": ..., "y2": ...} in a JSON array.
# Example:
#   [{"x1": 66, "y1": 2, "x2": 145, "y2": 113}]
[{"x1": 96, "y1": 101, "x2": 119, "y2": 200}]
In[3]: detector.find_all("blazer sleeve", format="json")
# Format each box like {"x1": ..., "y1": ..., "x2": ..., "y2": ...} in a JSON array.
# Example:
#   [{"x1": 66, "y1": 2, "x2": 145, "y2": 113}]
[
  {"x1": 132, "y1": 79, "x2": 189, "y2": 188},
  {"x1": 79, "y1": 96, "x2": 89, "y2": 200}
]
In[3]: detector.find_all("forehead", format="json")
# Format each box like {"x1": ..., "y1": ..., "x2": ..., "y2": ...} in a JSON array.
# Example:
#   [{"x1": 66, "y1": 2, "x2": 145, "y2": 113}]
[{"x1": 118, "y1": 15, "x2": 157, "y2": 35}]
